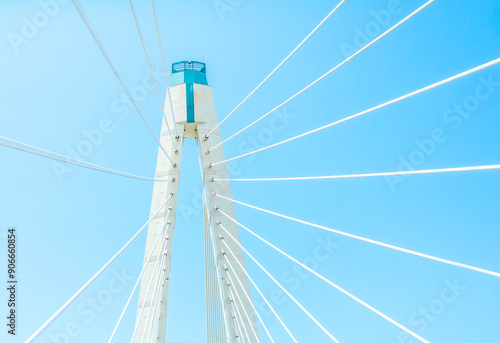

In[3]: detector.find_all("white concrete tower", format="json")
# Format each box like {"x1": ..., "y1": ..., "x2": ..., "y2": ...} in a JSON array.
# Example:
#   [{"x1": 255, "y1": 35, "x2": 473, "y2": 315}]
[{"x1": 133, "y1": 61, "x2": 259, "y2": 343}]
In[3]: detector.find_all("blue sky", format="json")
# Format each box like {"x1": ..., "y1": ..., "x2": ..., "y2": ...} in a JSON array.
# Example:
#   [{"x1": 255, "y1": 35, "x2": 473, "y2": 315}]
[{"x1": 1, "y1": 0, "x2": 499, "y2": 342}]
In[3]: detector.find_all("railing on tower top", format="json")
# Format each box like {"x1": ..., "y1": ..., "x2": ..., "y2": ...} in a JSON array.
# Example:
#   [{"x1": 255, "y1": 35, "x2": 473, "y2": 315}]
[{"x1": 172, "y1": 61, "x2": 206, "y2": 73}]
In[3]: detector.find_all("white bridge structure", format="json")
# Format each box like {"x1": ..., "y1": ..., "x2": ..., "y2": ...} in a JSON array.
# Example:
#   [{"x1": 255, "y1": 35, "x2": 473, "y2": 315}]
[
  {"x1": 7, "y1": 0, "x2": 499, "y2": 342},
  {"x1": 132, "y1": 61, "x2": 259, "y2": 343}
]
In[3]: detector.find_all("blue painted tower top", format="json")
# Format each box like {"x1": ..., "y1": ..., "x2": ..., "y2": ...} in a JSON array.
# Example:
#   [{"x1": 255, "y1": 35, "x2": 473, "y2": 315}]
[
  {"x1": 171, "y1": 61, "x2": 208, "y2": 85},
  {"x1": 171, "y1": 61, "x2": 208, "y2": 123}
]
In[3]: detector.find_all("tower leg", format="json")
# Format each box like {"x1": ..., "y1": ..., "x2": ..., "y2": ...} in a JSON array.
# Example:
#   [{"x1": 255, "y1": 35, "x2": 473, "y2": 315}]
[
  {"x1": 133, "y1": 84, "x2": 185, "y2": 343},
  {"x1": 195, "y1": 83, "x2": 260, "y2": 343}
]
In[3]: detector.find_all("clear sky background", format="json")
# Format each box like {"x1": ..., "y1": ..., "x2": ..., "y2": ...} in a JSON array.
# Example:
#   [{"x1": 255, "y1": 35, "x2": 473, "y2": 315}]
[{"x1": 1, "y1": 0, "x2": 499, "y2": 342}]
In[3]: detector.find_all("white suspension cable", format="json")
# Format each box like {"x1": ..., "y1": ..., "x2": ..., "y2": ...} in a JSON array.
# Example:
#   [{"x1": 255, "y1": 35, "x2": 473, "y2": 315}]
[
  {"x1": 220, "y1": 238, "x2": 289, "y2": 343},
  {"x1": 204, "y1": 0, "x2": 348, "y2": 139},
  {"x1": 71, "y1": 0, "x2": 176, "y2": 166},
  {"x1": 140, "y1": 268, "x2": 160, "y2": 343},
  {"x1": 211, "y1": 56, "x2": 500, "y2": 166},
  {"x1": 224, "y1": 269, "x2": 257, "y2": 342},
  {"x1": 128, "y1": 0, "x2": 178, "y2": 152},
  {"x1": 218, "y1": 208, "x2": 430, "y2": 343},
  {"x1": 217, "y1": 222, "x2": 339, "y2": 342},
  {"x1": 140, "y1": 252, "x2": 165, "y2": 343},
  {"x1": 207, "y1": 0, "x2": 435, "y2": 151},
  {"x1": 213, "y1": 164, "x2": 500, "y2": 182},
  {"x1": 130, "y1": 217, "x2": 171, "y2": 342},
  {"x1": 25, "y1": 195, "x2": 172, "y2": 343},
  {"x1": 145, "y1": 232, "x2": 174, "y2": 343},
  {"x1": 144, "y1": 248, "x2": 168, "y2": 343},
  {"x1": 108, "y1": 211, "x2": 172, "y2": 342},
  {"x1": 214, "y1": 194, "x2": 500, "y2": 278},
  {"x1": 151, "y1": 0, "x2": 179, "y2": 138},
  {"x1": 0, "y1": 136, "x2": 171, "y2": 182}
]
